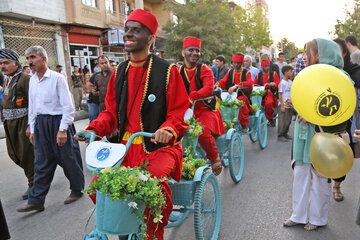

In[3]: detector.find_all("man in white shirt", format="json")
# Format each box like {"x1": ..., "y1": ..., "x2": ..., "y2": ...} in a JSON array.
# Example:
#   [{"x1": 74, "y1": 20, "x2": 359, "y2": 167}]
[
  {"x1": 17, "y1": 46, "x2": 84, "y2": 213},
  {"x1": 243, "y1": 55, "x2": 259, "y2": 80}
]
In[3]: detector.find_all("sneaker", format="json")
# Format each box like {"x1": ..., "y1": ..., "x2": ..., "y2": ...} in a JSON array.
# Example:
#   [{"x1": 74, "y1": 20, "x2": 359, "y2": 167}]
[{"x1": 284, "y1": 134, "x2": 293, "y2": 140}]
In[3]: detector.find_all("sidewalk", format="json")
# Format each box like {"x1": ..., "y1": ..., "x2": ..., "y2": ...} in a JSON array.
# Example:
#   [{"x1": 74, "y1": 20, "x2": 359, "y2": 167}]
[{"x1": 0, "y1": 110, "x2": 89, "y2": 139}]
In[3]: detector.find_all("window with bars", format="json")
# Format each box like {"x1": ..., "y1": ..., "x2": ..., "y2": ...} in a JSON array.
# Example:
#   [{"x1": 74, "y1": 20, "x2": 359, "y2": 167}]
[{"x1": 0, "y1": 20, "x2": 58, "y2": 68}]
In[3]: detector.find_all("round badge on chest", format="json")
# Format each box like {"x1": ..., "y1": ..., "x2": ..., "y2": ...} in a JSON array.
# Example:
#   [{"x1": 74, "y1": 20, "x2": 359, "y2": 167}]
[{"x1": 148, "y1": 94, "x2": 156, "y2": 102}]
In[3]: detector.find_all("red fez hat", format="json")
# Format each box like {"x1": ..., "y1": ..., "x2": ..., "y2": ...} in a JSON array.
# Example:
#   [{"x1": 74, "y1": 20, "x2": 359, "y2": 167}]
[
  {"x1": 261, "y1": 60, "x2": 270, "y2": 67},
  {"x1": 125, "y1": 9, "x2": 159, "y2": 36},
  {"x1": 232, "y1": 54, "x2": 244, "y2": 63},
  {"x1": 183, "y1": 37, "x2": 201, "y2": 49}
]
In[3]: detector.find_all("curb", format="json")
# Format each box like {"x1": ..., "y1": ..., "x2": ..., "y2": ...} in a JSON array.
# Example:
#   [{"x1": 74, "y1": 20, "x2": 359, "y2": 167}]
[{"x1": 0, "y1": 110, "x2": 89, "y2": 140}]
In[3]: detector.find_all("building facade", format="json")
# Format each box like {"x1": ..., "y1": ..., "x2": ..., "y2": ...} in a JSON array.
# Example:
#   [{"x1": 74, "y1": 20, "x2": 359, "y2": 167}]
[{"x1": 0, "y1": 0, "x2": 66, "y2": 70}]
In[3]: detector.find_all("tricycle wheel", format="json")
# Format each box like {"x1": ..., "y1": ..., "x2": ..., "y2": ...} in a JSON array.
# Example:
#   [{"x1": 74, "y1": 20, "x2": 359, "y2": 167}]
[
  {"x1": 258, "y1": 112, "x2": 268, "y2": 149},
  {"x1": 194, "y1": 172, "x2": 221, "y2": 240},
  {"x1": 221, "y1": 155, "x2": 229, "y2": 167},
  {"x1": 229, "y1": 132, "x2": 244, "y2": 183},
  {"x1": 249, "y1": 130, "x2": 257, "y2": 142}
]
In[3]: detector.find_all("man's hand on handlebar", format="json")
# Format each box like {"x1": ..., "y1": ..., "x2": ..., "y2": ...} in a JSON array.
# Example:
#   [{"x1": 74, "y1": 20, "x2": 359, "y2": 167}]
[
  {"x1": 74, "y1": 129, "x2": 97, "y2": 143},
  {"x1": 151, "y1": 129, "x2": 173, "y2": 144},
  {"x1": 269, "y1": 82, "x2": 276, "y2": 87},
  {"x1": 228, "y1": 85, "x2": 237, "y2": 94}
]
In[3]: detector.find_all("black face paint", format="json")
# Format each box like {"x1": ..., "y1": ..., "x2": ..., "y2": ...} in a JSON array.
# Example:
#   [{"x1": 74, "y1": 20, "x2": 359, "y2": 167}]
[
  {"x1": 123, "y1": 21, "x2": 152, "y2": 53},
  {"x1": 183, "y1": 47, "x2": 200, "y2": 67}
]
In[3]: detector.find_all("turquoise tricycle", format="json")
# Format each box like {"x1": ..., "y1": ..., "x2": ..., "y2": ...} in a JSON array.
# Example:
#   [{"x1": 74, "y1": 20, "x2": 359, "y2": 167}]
[{"x1": 79, "y1": 130, "x2": 221, "y2": 240}]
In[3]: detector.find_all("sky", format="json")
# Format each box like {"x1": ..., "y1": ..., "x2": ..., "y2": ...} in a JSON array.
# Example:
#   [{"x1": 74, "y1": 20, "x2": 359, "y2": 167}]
[{"x1": 264, "y1": 0, "x2": 352, "y2": 48}]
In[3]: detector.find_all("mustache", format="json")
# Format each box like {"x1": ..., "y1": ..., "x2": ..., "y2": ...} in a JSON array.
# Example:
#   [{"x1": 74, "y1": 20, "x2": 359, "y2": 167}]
[{"x1": 1, "y1": 67, "x2": 7, "y2": 72}]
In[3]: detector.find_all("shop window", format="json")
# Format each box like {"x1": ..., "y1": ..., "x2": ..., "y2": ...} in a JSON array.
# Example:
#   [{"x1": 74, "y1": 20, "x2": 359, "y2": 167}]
[
  {"x1": 69, "y1": 44, "x2": 99, "y2": 73},
  {"x1": 82, "y1": 0, "x2": 97, "y2": 8}
]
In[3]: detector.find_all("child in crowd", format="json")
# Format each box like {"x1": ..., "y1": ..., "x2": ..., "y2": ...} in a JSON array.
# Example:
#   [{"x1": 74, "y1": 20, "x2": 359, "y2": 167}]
[{"x1": 277, "y1": 65, "x2": 294, "y2": 142}]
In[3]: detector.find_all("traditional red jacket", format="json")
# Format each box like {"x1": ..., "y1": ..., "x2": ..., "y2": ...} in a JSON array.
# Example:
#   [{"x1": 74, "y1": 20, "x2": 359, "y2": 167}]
[
  {"x1": 254, "y1": 71, "x2": 280, "y2": 88},
  {"x1": 182, "y1": 64, "x2": 225, "y2": 135},
  {"x1": 217, "y1": 68, "x2": 253, "y2": 90},
  {"x1": 88, "y1": 57, "x2": 189, "y2": 147}
]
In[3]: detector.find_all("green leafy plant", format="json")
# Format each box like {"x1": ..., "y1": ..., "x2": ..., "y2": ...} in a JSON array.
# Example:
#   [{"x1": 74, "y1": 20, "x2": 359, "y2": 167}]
[
  {"x1": 251, "y1": 90, "x2": 266, "y2": 96},
  {"x1": 182, "y1": 147, "x2": 207, "y2": 180},
  {"x1": 250, "y1": 105, "x2": 260, "y2": 115},
  {"x1": 84, "y1": 163, "x2": 166, "y2": 239},
  {"x1": 218, "y1": 99, "x2": 244, "y2": 108},
  {"x1": 224, "y1": 120, "x2": 234, "y2": 132},
  {"x1": 184, "y1": 117, "x2": 204, "y2": 155},
  {"x1": 184, "y1": 117, "x2": 204, "y2": 136}
]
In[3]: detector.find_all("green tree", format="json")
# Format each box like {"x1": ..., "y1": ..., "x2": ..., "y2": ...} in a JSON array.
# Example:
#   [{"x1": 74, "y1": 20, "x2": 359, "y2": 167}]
[
  {"x1": 164, "y1": 0, "x2": 272, "y2": 62},
  {"x1": 277, "y1": 37, "x2": 299, "y2": 61},
  {"x1": 332, "y1": 0, "x2": 360, "y2": 39},
  {"x1": 164, "y1": 0, "x2": 236, "y2": 62},
  {"x1": 233, "y1": 3, "x2": 272, "y2": 53}
]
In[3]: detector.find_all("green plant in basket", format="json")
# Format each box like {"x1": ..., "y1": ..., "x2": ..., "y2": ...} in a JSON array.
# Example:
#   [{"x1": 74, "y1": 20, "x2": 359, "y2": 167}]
[
  {"x1": 224, "y1": 120, "x2": 234, "y2": 132},
  {"x1": 251, "y1": 90, "x2": 266, "y2": 96},
  {"x1": 184, "y1": 117, "x2": 204, "y2": 136},
  {"x1": 250, "y1": 105, "x2": 260, "y2": 115},
  {"x1": 182, "y1": 147, "x2": 207, "y2": 180},
  {"x1": 84, "y1": 162, "x2": 166, "y2": 239},
  {"x1": 218, "y1": 98, "x2": 244, "y2": 108},
  {"x1": 184, "y1": 117, "x2": 204, "y2": 154}
]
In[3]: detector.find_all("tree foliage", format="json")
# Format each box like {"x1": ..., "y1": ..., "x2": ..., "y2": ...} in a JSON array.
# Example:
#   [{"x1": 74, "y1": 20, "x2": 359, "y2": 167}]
[
  {"x1": 277, "y1": 37, "x2": 299, "y2": 60},
  {"x1": 234, "y1": 4, "x2": 272, "y2": 53},
  {"x1": 164, "y1": 0, "x2": 272, "y2": 62},
  {"x1": 332, "y1": 0, "x2": 360, "y2": 39}
]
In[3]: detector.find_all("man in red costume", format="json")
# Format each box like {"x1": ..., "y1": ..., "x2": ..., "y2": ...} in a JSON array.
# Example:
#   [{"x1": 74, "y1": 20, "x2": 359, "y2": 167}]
[
  {"x1": 75, "y1": 9, "x2": 189, "y2": 240},
  {"x1": 179, "y1": 37, "x2": 225, "y2": 175},
  {"x1": 254, "y1": 60, "x2": 280, "y2": 127},
  {"x1": 215, "y1": 53, "x2": 253, "y2": 132}
]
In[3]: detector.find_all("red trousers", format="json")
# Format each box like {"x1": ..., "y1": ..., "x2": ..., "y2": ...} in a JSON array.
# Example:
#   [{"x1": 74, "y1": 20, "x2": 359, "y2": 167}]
[
  {"x1": 262, "y1": 92, "x2": 278, "y2": 120},
  {"x1": 198, "y1": 127, "x2": 219, "y2": 161},
  {"x1": 237, "y1": 95, "x2": 252, "y2": 126},
  {"x1": 88, "y1": 142, "x2": 182, "y2": 240}
]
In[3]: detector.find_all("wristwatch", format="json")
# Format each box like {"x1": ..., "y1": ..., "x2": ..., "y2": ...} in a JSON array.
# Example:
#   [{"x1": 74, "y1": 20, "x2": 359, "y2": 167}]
[{"x1": 59, "y1": 128, "x2": 67, "y2": 133}]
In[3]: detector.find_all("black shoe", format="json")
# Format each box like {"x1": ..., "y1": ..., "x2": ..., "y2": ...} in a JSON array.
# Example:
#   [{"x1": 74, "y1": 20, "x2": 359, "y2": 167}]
[
  {"x1": 17, "y1": 204, "x2": 44, "y2": 212},
  {"x1": 64, "y1": 193, "x2": 83, "y2": 205},
  {"x1": 22, "y1": 188, "x2": 29, "y2": 200},
  {"x1": 241, "y1": 125, "x2": 249, "y2": 133},
  {"x1": 278, "y1": 136, "x2": 288, "y2": 142},
  {"x1": 284, "y1": 133, "x2": 293, "y2": 140},
  {"x1": 268, "y1": 119, "x2": 276, "y2": 127}
]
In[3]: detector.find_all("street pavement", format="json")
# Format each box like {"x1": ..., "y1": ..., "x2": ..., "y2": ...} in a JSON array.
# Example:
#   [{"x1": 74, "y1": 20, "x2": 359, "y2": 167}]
[{"x1": 1, "y1": 119, "x2": 360, "y2": 240}]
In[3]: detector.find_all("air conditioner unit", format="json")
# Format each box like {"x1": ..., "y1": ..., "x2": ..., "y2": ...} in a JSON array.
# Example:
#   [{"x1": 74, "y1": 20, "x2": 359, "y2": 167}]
[{"x1": 107, "y1": 29, "x2": 125, "y2": 46}]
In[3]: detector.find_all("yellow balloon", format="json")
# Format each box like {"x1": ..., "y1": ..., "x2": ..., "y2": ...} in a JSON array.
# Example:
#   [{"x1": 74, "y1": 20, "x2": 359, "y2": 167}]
[
  {"x1": 310, "y1": 132, "x2": 353, "y2": 178},
  {"x1": 291, "y1": 64, "x2": 356, "y2": 126}
]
